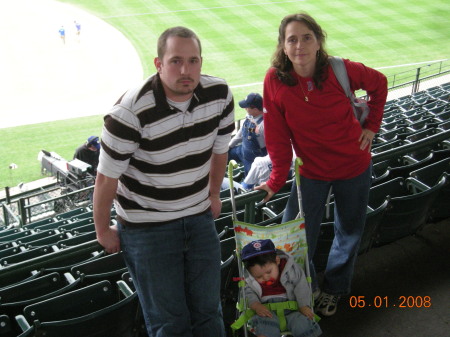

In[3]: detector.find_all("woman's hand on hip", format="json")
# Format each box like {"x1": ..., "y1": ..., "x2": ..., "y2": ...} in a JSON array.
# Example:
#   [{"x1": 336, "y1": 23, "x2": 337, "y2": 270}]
[{"x1": 359, "y1": 129, "x2": 375, "y2": 153}]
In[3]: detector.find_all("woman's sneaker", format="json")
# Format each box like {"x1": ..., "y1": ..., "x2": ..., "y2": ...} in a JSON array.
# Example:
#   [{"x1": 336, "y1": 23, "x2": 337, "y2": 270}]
[{"x1": 316, "y1": 292, "x2": 340, "y2": 316}]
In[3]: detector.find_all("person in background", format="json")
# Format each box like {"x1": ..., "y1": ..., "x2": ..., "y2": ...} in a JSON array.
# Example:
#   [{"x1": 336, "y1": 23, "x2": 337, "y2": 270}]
[
  {"x1": 74, "y1": 20, "x2": 81, "y2": 41},
  {"x1": 241, "y1": 153, "x2": 295, "y2": 191},
  {"x1": 93, "y1": 26, "x2": 234, "y2": 337},
  {"x1": 228, "y1": 93, "x2": 267, "y2": 177},
  {"x1": 58, "y1": 26, "x2": 65, "y2": 44},
  {"x1": 256, "y1": 12, "x2": 387, "y2": 317},
  {"x1": 73, "y1": 136, "x2": 100, "y2": 175}
]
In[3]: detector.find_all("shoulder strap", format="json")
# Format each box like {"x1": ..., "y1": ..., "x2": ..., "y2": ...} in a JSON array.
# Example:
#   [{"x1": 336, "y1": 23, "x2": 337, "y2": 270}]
[{"x1": 329, "y1": 56, "x2": 352, "y2": 99}]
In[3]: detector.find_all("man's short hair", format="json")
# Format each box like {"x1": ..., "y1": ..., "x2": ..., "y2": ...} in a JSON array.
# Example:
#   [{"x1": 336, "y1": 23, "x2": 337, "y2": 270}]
[{"x1": 157, "y1": 26, "x2": 202, "y2": 59}]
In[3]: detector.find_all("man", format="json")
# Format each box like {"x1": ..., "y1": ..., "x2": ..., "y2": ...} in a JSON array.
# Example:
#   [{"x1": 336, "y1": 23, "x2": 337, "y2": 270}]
[
  {"x1": 73, "y1": 135, "x2": 100, "y2": 175},
  {"x1": 228, "y1": 93, "x2": 267, "y2": 176},
  {"x1": 93, "y1": 26, "x2": 234, "y2": 337}
]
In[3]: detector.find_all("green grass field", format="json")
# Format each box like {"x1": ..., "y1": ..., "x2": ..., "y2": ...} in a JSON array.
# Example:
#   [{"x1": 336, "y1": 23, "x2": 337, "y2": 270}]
[{"x1": 1, "y1": 0, "x2": 449, "y2": 188}]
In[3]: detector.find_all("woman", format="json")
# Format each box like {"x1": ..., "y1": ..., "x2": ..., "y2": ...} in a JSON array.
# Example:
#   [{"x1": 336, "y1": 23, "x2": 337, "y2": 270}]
[{"x1": 256, "y1": 13, "x2": 387, "y2": 317}]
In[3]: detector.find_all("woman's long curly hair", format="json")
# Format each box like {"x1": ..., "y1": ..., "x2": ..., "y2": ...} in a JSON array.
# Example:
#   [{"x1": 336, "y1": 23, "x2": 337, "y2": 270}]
[{"x1": 271, "y1": 13, "x2": 329, "y2": 89}]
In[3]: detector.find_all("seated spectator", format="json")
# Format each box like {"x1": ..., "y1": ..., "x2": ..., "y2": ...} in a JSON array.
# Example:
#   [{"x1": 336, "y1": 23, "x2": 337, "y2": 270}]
[
  {"x1": 241, "y1": 154, "x2": 294, "y2": 191},
  {"x1": 73, "y1": 136, "x2": 101, "y2": 175},
  {"x1": 228, "y1": 93, "x2": 267, "y2": 177}
]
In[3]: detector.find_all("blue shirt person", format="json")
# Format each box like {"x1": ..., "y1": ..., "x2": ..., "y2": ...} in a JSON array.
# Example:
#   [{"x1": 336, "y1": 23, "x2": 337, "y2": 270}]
[{"x1": 228, "y1": 93, "x2": 267, "y2": 176}]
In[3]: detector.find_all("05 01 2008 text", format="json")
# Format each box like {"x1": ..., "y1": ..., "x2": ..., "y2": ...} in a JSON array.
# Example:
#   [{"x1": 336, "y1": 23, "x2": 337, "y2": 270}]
[{"x1": 348, "y1": 296, "x2": 431, "y2": 308}]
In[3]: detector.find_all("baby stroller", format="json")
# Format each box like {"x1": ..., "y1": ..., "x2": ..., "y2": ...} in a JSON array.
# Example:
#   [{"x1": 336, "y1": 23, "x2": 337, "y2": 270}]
[{"x1": 228, "y1": 158, "x2": 320, "y2": 337}]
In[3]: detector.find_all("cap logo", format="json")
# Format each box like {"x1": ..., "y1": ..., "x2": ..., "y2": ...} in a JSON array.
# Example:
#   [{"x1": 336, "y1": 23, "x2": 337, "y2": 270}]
[{"x1": 253, "y1": 241, "x2": 262, "y2": 250}]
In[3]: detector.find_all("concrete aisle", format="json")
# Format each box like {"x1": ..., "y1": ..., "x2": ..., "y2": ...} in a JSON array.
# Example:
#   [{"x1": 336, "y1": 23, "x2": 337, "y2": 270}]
[{"x1": 318, "y1": 217, "x2": 450, "y2": 337}]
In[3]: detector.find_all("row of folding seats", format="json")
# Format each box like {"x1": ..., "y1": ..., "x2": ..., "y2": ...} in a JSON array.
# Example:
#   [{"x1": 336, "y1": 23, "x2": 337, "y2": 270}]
[
  {"x1": 384, "y1": 83, "x2": 450, "y2": 112},
  {"x1": 314, "y1": 156, "x2": 450, "y2": 272},
  {"x1": 0, "y1": 252, "x2": 143, "y2": 337}
]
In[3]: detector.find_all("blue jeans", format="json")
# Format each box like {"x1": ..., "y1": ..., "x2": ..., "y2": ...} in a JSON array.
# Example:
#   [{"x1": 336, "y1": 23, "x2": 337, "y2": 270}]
[
  {"x1": 228, "y1": 145, "x2": 267, "y2": 177},
  {"x1": 118, "y1": 211, "x2": 225, "y2": 337},
  {"x1": 250, "y1": 298, "x2": 322, "y2": 337},
  {"x1": 282, "y1": 164, "x2": 372, "y2": 295}
]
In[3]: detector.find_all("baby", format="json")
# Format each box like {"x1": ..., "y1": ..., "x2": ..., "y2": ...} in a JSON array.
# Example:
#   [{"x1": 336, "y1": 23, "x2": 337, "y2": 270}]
[{"x1": 242, "y1": 239, "x2": 322, "y2": 337}]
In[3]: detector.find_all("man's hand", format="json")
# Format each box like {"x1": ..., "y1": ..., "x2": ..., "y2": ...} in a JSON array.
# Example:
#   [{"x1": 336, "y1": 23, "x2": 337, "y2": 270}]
[
  {"x1": 209, "y1": 194, "x2": 222, "y2": 219},
  {"x1": 96, "y1": 223, "x2": 120, "y2": 254}
]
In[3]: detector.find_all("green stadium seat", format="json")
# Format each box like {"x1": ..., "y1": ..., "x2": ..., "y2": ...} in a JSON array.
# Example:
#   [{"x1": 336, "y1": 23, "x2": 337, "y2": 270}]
[
  {"x1": 371, "y1": 139, "x2": 410, "y2": 154},
  {"x1": 70, "y1": 252, "x2": 127, "y2": 284},
  {"x1": 0, "y1": 246, "x2": 54, "y2": 267},
  {"x1": 369, "y1": 177, "x2": 446, "y2": 246},
  {"x1": 16, "y1": 280, "x2": 140, "y2": 337},
  {"x1": 16, "y1": 230, "x2": 59, "y2": 245},
  {"x1": 0, "y1": 230, "x2": 33, "y2": 244},
  {"x1": 56, "y1": 231, "x2": 97, "y2": 249},
  {"x1": 371, "y1": 151, "x2": 434, "y2": 185},
  {"x1": 0, "y1": 272, "x2": 80, "y2": 319},
  {"x1": 22, "y1": 217, "x2": 54, "y2": 230},
  {"x1": 0, "y1": 270, "x2": 43, "y2": 291},
  {"x1": 41, "y1": 249, "x2": 105, "y2": 274},
  {"x1": 69, "y1": 222, "x2": 95, "y2": 235},
  {"x1": 0, "y1": 246, "x2": 24, "y2": 260},
  {"x1": 0, "y1": 314, "x2": 14, "y2": 337},
  {"x1": 220, "y1": 236, "x2": 236, "y2": 268},
  {"x1": 410, "y1": 157, "x2": 450, "y2": 220},
  {"x1": 54, "y1": 207, "x2": 88, "y2": 221},
  {"x1": 24, "y1": 219, "x2": 69, "y2": 232},
  {"x1": 68, "y1": 210, "x2": 93, "y2": 221},
  {"x1": 24, "y1": 232, "x2": 68, "y2": 249},
  {"x1": 57, "y1": 217, "x2": 94, "y2": 232}
]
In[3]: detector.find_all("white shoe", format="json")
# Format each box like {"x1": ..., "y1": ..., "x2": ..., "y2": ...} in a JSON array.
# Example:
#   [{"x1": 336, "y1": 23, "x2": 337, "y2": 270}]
[{"x1": 317, "y1": 292, "x2": 340, "y2": 316}]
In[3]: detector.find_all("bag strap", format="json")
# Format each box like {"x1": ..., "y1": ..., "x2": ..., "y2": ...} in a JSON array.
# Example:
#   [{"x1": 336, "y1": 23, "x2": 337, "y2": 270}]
[
  {"x1": 329, "y1": 56, "x2": 352, "y2": 99},
  {"x1": 329, "y1": 56, "x2": 369, "y2": 125}
]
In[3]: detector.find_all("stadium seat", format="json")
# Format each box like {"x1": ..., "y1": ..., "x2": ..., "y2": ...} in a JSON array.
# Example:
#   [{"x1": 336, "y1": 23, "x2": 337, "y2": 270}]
[
  {"x1": 0, "y1": 272, "x2": 80, "y2": 319},
  {"x1": 24, "y1": 218, "x2": 69, "y2": 232},
  {"x1": 41, "y1": 248, "x2": 105, "y2": 273},
  {"x1": 410, "y1": 157, "x2": 450, "y2": 220},
  {"x1": 70, "y1": 252, "x2": 127, "y2": 285},
  {"x1": 68, "y1": 210, "x2": 94, "y2": 221},
  {"x1": 15, "y1": 280, "x2": 140, "y2": 337},
  {"x1": 0, "y1": 246, "x2": 54, "y2": 267},
  {"x1": 22, "y1": 217, "x2": 54, "y2": 230},
  {"x1": 369, "y1": 177, "x2": 446, "y2": 246},
  {"x1": 220, "y1": 236, "x2": 236, "y2": 268},
  {"x1": 57, "y1": 217, "x2": 94, "y2": 232},
  {"x1": 0, "y1": 314, "x2": 14, "y2": 337},
  {"x1": 24, "y1": 232, "x2": 68, "y2": 249},
  {"x1": 15, "y1": 229, "x2": 59, "y2": 245},
  {"x1": 371, "y1": 151, "x2": 434, "y2": 184},
  {"x1": 0, "y1": 246, "x2": 25, "y2": 260},
  {"x1": 54, "y1": 207, "x2": 88, "y2": 221},
  {"x1": 0, "y1": 230, "x2": 33, "y2": 244},
  {"x1": 57, "y1": 231, "x2": 97, "y2": 249},
  {"x1": 372, "y1": 139, "x2": 410, "y2": 154},
  {"x1": 68, "y1": 222, "x2": 95, "y2": 235}
]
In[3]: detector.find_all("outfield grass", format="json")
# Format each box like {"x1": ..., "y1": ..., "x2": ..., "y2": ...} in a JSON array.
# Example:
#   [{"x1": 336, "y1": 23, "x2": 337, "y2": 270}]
[{"x1": 1, "y1": 0, "x2": 449, "y2": 188}]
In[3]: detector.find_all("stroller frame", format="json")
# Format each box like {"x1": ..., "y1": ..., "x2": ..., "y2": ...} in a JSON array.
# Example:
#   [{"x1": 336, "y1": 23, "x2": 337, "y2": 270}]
[{"x1": 228, "y1": 158, "x2": 317, "y2": 336}]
